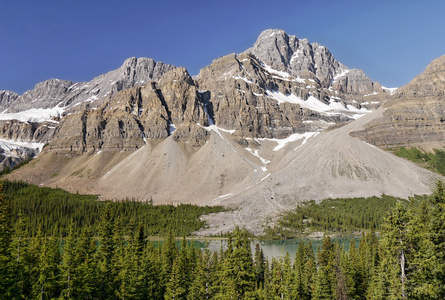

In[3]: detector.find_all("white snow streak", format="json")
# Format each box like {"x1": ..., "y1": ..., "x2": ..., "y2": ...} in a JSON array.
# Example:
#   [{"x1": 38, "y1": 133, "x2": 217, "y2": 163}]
[
  {"x1": 266, "y1": 90, "x2": 370, "y2": 119},
  {"x1": 382, "y1": 86, "x2": 398, "y2": 95},
  {"x1": 333, "y1": 69, "x2": 350, "y2": 82},
  {"x1": 0, "y1": 138, "x2": 45, "y2": 156},
  {"x1": 245, "y1": 147, "x2": 270, "y2": 164},
  {"x1": 0, "y1": 106, "x2": 64, "y2": 123},
  {"x1": 261, "y1": 63, "x2": 305, "y2": 83},
  {"x1": 258, "y1": 132, "x2": 319, "y2": 151},
  {"x1": 214, "y1": 193, "x2": 233, "y2": 200}
]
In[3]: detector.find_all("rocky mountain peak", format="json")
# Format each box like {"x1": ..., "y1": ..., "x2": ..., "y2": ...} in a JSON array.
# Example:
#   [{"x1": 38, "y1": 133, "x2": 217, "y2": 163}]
[
  {"x1": 394, "y1": 54, "x2": 445, "y2": 99},
  {"x1": 246, "y1": 29, "x2": 382, "y2": 99},
  {"x1": 0, "y1": 91, "x2": 19, "y2": 109},
  {"x1": 248, "y1": 29, "x2": 296, "y2": 73},
  {"x1": 0, "y1": 57, "x2": 176, "y2": 115},
  {"x1": 158, "y1": 66, "x2": 194, "y2": 86},
  {"x1": 118, "y1": 57, "x2": 175, "y2": 85}
]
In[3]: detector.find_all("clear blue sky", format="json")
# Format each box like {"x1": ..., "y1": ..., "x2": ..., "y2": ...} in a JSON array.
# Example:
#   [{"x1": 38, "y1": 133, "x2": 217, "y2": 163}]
[{"x1": 1, "y1": 0, "x2": 444, "y2": 94}]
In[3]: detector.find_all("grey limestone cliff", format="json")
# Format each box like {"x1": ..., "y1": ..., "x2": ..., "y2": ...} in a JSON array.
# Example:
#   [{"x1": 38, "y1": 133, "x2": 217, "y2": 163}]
[
  {"x1": 245, "y1": 29, "x2": 383, "y2": 102},
  {"x1": 1, "y1": 57, "x2": 175, "y2": 114}
]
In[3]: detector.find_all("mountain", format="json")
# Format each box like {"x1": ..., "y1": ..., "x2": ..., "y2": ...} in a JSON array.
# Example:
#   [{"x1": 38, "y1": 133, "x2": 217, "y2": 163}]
[
  {"x1": 0, "y1": 57, "x2": 175, "y2": 169},
  {"x1": 351, "y1": 54, "x2": 445, "y2": 149},
  {"x1": 245, "y1": 29, "x2": 383, "y2": 101},
  {"x1": 1, "y1": 29, "x2": 441, "y2": 234}
]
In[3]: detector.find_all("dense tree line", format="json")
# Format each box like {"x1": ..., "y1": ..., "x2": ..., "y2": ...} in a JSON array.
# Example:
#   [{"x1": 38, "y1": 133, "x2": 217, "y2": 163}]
[
  {"x1": 1, "y1": 182, "x2": 445, "y2": 299},
  {"x1": 3, "y1": 180, "x2": 225, "y2": 237},
  {"x1": 272, "y1": 194, "x2": 427, "y2": 237}
]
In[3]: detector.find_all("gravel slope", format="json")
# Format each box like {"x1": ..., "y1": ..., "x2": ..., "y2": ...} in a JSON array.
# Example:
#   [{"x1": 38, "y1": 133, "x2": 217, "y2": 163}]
[{"x1": 197, "y1": 107, "x2": 440, "y2": 235}]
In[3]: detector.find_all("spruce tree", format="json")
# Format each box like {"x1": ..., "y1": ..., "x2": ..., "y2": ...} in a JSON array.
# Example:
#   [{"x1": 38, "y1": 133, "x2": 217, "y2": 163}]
[
  {"x1": 268, "y1": 258, "x2": 283, "y2": 299},
  {"x1": 9, "y1": 213, "x2": 28, "y2": 298},
  {"x1": 292, "y1": 242, "x2": 306, "y2": 299},
  {"x1": 380, "y1": 202, "x2": 411, "y2": 299},
  {"x1": 428, "y1": 181, "x2": 445, "y2": 298},
  {"x1": 74, "y1": 226, "x2": 97, "y2": 299},
  {"x1": 32, "y1": 236, "x2": 61, "y2": 300},
  {"x1": 177, "y1": 237, "x2": 191, "y2": 298},
  {"x1": 314, "y1": 264, "x2": 333, "y2": 300},
  {"x1": 0, "y1": 183, "x2": 12, "y2": 296},
  {"x1": 165, "y1": 257, "x2": 187, "y2": 300},
  {"x1": 96, "y1": 203, "x2": 116, "y2": 299},
  {"x1": 231, "y1": 227, "x2": 255, "y2": 298},
  {"x1": 161, "y1": 229, "x2": 178, "y2": 297},
  {"x1": 253, "y1": 243, "x2": 266, "y2": 288},
  {"x1": 139, "y1": 242, "x2": 160, "y2": 300},
  {"x1": 59, "y1": 222, "x2": 76, "y2": 299}
]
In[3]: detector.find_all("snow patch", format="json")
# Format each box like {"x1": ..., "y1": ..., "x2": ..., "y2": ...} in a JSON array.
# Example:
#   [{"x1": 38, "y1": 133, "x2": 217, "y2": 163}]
[
  {"x1": 258, "y1": 132, "x2": 318, "y2": 151},
  {"x1": 333, "y1": 69, "x2": 350, "y2": 82},
  {"x1": 266, "y1": 90, "x2": 370, "y2": 119},
  {"x1": 261, "y1": 63, "x2": 305, "y2": 83},
  {"x1": 200, "y1": 125, "x2": 235, "y2": 134},
  {"x1": 260, "y1": 173, "x2": 270, "y2": 181},
  {"x1": 0, "y1": 106, "x2": 64, "y2": 123},
  {"x1": 382, "y1": 86, "x2": 398, "y2": 95},
  {"x1": 364, "y1": 142, "x2": 377, "y2": 149},
  {"x1": 0, "y1": 138, "x2": 45, "y2": 157},
  {"x1": 290, "y1": 49, "x2": 303, "y2": 64},
  {"x1": 294, "y1": 132, "x2": 319, "y2": 151},
  {"x1": 214, "y1": 193, "x2": 233, "y2": 200},
  {"x1": 232, "y1": 76, "x2": 254, "y2": 84},
  {"x1": 245, "y1": 147, "x2": 270, "y2": 164}
]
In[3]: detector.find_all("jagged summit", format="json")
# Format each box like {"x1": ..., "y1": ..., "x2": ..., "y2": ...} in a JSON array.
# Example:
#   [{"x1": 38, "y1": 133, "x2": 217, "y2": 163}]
[
  {"x1": 0, "y1": 57, "x2": 176, "y2": 114},
  {"x1": 245, "y1": 29, "x2": 383, "y2": 99}
]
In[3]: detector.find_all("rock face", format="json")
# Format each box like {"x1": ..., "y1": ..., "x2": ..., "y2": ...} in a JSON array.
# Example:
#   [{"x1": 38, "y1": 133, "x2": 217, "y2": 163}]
[
  {"x1": 0, "y1": 30, "x2": 386, "y2": 160},
  {"x1": 1, "y1": 57, "x2": 175, "y2": 113},
  {"x1": 194, "y1": 29, "x2": 390, "y2": 140},
  {"x1": 351, "y1": 55, "x2": 445, "y2": 147},
  {"x1": 0, "y1": 91, "x2": 19, "y2": 109},
  {"x1": 48, "y1": 67, "x2": 209, "y2": 153},
  {"x1": 196, "y1": 51, "x2": 370, "y2": 140},
  {"x1": 0, "y1": 58, "x2": 176, "y2": 163},
  {"x1": 245, "y1": 29, "x2": 383, "y2": 102}
]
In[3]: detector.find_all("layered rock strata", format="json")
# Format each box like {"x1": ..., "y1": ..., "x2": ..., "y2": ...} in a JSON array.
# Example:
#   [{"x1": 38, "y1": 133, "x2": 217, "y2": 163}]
[
  {"x1": 48, "y1": 67, "x2": 209, "y2": 153},
  {"x1": 351, "y1": 55, "x2": 445, "y2": 147}
]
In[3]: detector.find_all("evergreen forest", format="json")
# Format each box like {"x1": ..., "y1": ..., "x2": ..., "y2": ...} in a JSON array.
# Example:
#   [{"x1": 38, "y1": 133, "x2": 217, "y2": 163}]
[
  {"x1": 3, "y1": 180, "x2": 225, "y2": 237},
  {"x1": 0, "y1": 180, "x2": 445, "y2": 299},
  {"x1": 269, "y1": 194, "x2": 427, "y2": 238}
]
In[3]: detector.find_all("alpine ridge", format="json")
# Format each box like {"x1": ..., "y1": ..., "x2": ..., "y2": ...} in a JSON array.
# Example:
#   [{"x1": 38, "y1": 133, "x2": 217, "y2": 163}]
[
  {"x1": 1, "y1": 29, "x2": 442, "y2": 234},
  {"x1": 351, "y1": 54, "x2": 445, "y2": 149}
]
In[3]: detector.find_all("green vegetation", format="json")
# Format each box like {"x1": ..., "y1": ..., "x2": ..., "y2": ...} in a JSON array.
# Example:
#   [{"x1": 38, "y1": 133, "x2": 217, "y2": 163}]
[
  {"x1": 391, "y1": 146, "x2": 445, "y2": 176},
  {"x1": 3, "y1": 180, "x2": 226, "y2": 237},
  {"x1": 264, "y1": 194, "x2": 428, "y2": 238},
  {"x1": 2, "y1": 181, "x2": 445, "y2": 299}
]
